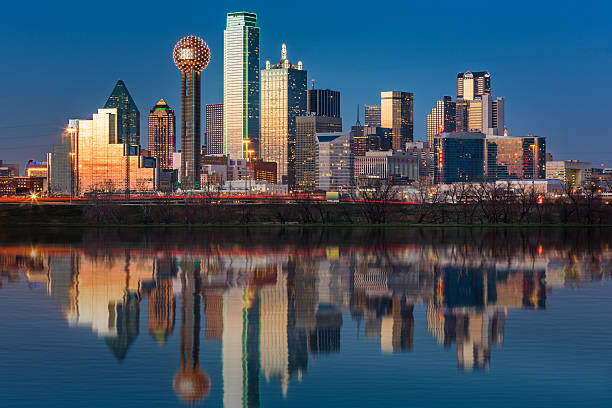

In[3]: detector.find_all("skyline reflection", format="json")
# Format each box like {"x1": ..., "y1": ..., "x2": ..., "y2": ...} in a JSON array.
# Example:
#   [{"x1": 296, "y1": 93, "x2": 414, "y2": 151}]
[{"x1": 1, "y1": 227, "x2": 610, "y2": 405}]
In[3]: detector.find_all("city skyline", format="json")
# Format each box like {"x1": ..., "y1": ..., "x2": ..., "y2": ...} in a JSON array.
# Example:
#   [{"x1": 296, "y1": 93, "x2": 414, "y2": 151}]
[{"x1": 2, "y1": 2, "x2": 610, "y2": 169}]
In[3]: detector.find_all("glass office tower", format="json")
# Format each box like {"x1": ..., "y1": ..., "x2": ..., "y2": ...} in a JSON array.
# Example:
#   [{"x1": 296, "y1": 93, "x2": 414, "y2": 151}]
[
  {"x1": 426, "y1": 96, "x2": 456, "y2": 147},
  {"x1": 224, "y1": 12, "x2": 260, "y2": 159},
  {"x1": 381, "y1": 91, "x2": 414, "y2": 150},
  {"x1": 206, "y1": 103, "x2": 224, "y2": 155},
  {"x1": 260, "y1": 44, "x2": 307, "y2": 185},
  {"x1": 148, "y1": 99, "x2": 176, "y2": 170},
  {"x1": 104, "y1": 80, "x2": 140, "y2": 146}
]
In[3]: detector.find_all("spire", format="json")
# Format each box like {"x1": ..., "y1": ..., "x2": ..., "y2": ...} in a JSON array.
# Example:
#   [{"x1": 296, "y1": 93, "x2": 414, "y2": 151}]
[
  {"x1": 281, "y1": 43, "x2": 287, "y2": 60},
  {"x1": 355, "y1": 104, "x2": 361, "y2": 126}
]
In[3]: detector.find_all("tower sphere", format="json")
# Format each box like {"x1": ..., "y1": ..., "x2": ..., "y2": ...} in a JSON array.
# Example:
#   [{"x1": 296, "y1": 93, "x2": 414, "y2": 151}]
[{"x1": 173, "y1": 35, "x2": 210, "y2": 72}]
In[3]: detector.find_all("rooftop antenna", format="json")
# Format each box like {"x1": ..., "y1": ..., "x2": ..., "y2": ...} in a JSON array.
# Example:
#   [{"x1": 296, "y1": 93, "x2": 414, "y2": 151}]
[
  {"x1": 311, "y1": 79, "x2": 315, "y2": 89},
  {"x1": 355, "y1": 104, "x2": 361, "y2": 126}
]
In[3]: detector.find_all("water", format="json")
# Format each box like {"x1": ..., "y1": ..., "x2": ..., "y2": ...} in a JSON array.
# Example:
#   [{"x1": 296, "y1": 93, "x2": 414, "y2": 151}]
[{"x1": 0, "y1": 227, "x2": 610, "y2": 407}]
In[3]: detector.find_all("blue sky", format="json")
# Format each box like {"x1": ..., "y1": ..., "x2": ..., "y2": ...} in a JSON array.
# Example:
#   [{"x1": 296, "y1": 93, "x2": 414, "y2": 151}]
[{"x1": 1, "y1": 0, "x2": 611, "y2": 170}]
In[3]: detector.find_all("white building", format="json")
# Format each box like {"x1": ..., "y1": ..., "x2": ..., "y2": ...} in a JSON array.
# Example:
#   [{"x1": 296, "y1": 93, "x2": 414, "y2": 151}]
[
  {"x1": 546, "y1": 160, "x2": 592, "y2": 186},
  {"x1": 316, "y1": 132, "x2": 354, "y2": 193},
  {"x1": 355, "y1": 150, "x2": 418, "y2": 181}
]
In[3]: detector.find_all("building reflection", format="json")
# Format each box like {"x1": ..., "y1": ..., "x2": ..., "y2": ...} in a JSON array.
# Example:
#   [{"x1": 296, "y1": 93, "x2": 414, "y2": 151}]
[{"x1": 0, "y1": 229, "x2": 611, "y2": 401}]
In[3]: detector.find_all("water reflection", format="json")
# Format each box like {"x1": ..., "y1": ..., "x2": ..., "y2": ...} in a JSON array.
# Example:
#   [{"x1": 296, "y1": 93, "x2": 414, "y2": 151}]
[{"x1": 0, "y1": 227, "x2": 611, "y2": 405}]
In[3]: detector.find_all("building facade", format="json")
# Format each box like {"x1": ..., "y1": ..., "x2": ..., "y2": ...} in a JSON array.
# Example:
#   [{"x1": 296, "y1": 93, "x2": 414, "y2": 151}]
[
  {"x1": 206, "y1": 103, "x2": 223, "y2": 155},
  {"x1": 546, "y1": 160, "x2": 592, "y2": 186},
  {"x1": 75, "y1": 108, "x2": 157, "y2": 193},
  {"x1": 295, "y1": 116, "x2": 342, "y2": 191},
  {"x1": 104, "y1": 80, "x2": 140, "y2": 146},
  {"x1": 260, "y1": 44, "x2": 307, "y2": 185},
  {"x1": 457, "y1": 71, "x2": 491, "y2": 101},
  {"x1": 316, "y1": 132, "x2": 354, "y2": 193},
  {"x1": 381, "y1": 91, "x2": 414, "y2": 150},
  {"x1": 426, "y1": 96, "x2": 456, "y2": 147},
  {"x1": 487, "y1": 135, "x2": 545, "y2": 180},
  {"x1": 47, "y1": 129, "x2": 73, "y2": 195},
  {"x1": 355, "y1": 151, "x2": 418, "y2": 181},
  {"x1": 434, "y1": 132, "x2": 486, "y2": 184},
  {"x1": 148, "y1": 99, "x2": 176, "y2": 170},
  {"x1": 364, "y1": 105, "x2": 381, "y2": 127},
  {"x1": 307, "y1": 89, "x2": 340, "y2": 118},
  {"x1": 224, "y1": 11, "x2": 260, "y2": 159},
  {"x1": 467, "y1": 95, "x2": 505, "y2": 135}
]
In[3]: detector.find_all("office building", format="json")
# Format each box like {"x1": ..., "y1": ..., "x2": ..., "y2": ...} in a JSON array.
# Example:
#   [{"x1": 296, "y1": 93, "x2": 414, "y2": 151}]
[
  {"x1": 75, "y1": 108, "x2": 157, "y2": 193},
  {"x1": 0, "y1": 160, "x2": 19, "y2": 178},
  {"x1": 487, "y1": 135, "x2": 546, "y2": 180},
  {"x1": 355, "y1": 151, "x2": 418, "y2": 181},
  {"x1": 426, "y1": 96, "x2": 456, "y2": 147},
  {"x1": 173, "y1": 35, "x2": 211, "y2": 187},
  {"x1": 224, "y1": 11, "x2": 260, "y2": 159},
  {"x1": 0, "y1": 177, "x2": 44, "y2": 196},
  {"x1": 248, "y1": 160, "x2": 278, "y2": 184},
  {"x1": 148, "y1": 99, "x2": 176, "y2": 170},
  {"x1": 104, "y1": 80, "x2": 140, "y2": 146},
  {"x1": 381, "y1": 91, "x2": 414, "y2": 150},
  {"x1": 47, "y1": 127, "x2": 73, "y2": 195},
  {"x1": 25, "y1": 160, "x2": 47, "y2": 178},
  {"x1": 307, "y1": 89, "x2": 340, "y2": 117},
  {"x1": 316, "y1": 132, "x2": 354, "y2": 192},
  {"x1": 206, "y1": 103, "x2": 223, "y2": 155},
  {"x1": 546, "y1": 160, "x2": 592, "y2": 186},
  {"x1": 433, "y1": 132, "x2": 486, "y2": 184},
  {"x1": 364, "y1": 105, "x2": 381, "y2": 126},
  {"x1": 467, "y1": 95, "x2": 505, "y2": 135},
  {"x1": 457, "y1": 71, "x2": 491, "y2": 101},
  {"x1": 260, "y1": 44, "x2": 307, "y2": 185},
  {"x1": 295, "y1": 115, "x2": 342, "y2": 191}
]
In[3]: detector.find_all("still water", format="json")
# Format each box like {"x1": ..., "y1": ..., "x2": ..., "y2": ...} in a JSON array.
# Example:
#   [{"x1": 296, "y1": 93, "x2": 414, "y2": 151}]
[{"x1": 0, "y1": 227, "x2": 610, "y2": 407}]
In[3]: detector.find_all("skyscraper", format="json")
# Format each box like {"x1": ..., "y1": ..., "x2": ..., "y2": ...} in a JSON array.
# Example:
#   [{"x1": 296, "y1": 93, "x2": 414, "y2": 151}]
[
  {"x1": 457, "y1": 71, "x2": 491, "y2": 101},
  {"x1": 295, "y1": 115, "x2": 342, "y2": 191},
  {"x1": 148, "y1": 99, "x2": 176, "y2": 170},
  {"x1": 173, "y1": 35, "x2": 210, "y2": 187},
  {"x1": 104, "y1": 80, "x2": 140, "y2": 146},
  {"x1": 307, "y1": 89, "x2": 340, "y2": 118},
  {"x1": 426, "y1": 96, "x2": 456, "y2": 147},
  {"x1": 466, "y1": 95, "x2": 505, "y2": 135},
  {"x1": 260, "y1": 44, "x2": 307, "y2": 185},
  {"x1": 364, "y1": 105, "x2": 381, "y2": 126},
  {"x1": 381, "y1": 91, "x2": 414, "y2": 150},
  {"x1": 206, "y1": 103, "x2": 223, "y2": 155},
  {"x1": 224, "y1": 12, "x2": 260, "y2": 159},
  {"x1": 316, "y1": 132, "x2": 354, "y2": 193}
]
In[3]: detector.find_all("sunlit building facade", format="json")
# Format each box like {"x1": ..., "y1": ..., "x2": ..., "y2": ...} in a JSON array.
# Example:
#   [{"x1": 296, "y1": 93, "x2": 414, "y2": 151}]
[
  {"x1": 206, "y1": 103, "x2": 223, "y2": 155},
  {"x1": 224, "y1": 12, "x2": 260, "y2": 159},
  {"x1": 295, "y1": 115, "x2": 342, "y2": 191},
  {"x1": 457, "y1": 71, "x2": 491, "y2": 101},
  {"x1": 76, "y1": 108, "x2": 157, "y2": 193},
  {"x1": 148, "y1": 99, "x2": 175, "y2": 170},
  {"x1": 104, "y1": 80, "x2": 140, "y2": 146},
  {"x1": 546, "y1": 160, "x2": 592, "y2": 186},
  {"x1": 260, "y1": 44, "x2": 307, "y2": 185},
  {"x1": 487, "y1": 135, "x2": 546, "y2": 180},
  {"x1": 316, "y1": 132, "x2": 354, "y2": 192},
  {"x1": 364, "y1": 105, "x2": 381, "y2": 127},
  {"x1": 427, "y1": 96, "x2": 456, "y2": 147},
  {"x1": 381, "y1": 91, "x2": 414, "y2": 150}
]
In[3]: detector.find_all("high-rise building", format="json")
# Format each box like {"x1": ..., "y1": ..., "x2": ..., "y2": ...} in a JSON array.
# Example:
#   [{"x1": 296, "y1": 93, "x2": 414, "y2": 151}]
[
  {"x1": 307, "y1": 89, "x2": 340, "y2": 118},
  {"x1": 104, "y1": 80, "x2": 140, "y2": 146},
  {"x1": 487, "y1": 135, "x2": 546, "y2": 180},
  {"x1": 316, "y1": 132, "x2": 354, "y2": 192},
  {"x1": 426, "y1": 96, "x2": 456, "y2": 147},
  {"x1": 224, "y1": 12, "x2": 260, "y2": 159},
  {"x1": 173, "y1": 35, "x2": 211, "y2": 187},
  {"x1": 295, "y1": 115, "x2": 342, "y2": 191},
  {"x1": 260, "y1": 44, "x2": 307, "y2": 185},
  {"x1": 457, "y1": 71, "x2": 491, "y2": 101},
  {"x1": 148, "y1": 99, "x2": 176, "y2": 170},
  {"x1": 466, "y1": 95, "x2": 505, "y2": 135},
  {"x1": 47, "y1": 126, "x2": 73, "y2": 195},
  {"x1": 381, "y1": 91, "x2": 414, "y2": 150},
  {"x1": 364, "y1": 105, "x2": 381, "y2": 127},
  {"x1": 75, "y1": 108, "x2": 157, "y2": 193},
  {"x1": 206, "y1": 103, "x2": 223, "y2": 155},
  {"x1": 433, "y1": 132, "x2": 486, "y2": 184}
]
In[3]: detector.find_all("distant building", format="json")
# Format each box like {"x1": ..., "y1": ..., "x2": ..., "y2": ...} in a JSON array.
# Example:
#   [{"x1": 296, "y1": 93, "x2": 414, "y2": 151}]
[
  {"x1": 353, "y1": 126, "x2": 393, "y2": 156},
  {"x1": 0, "y1": 177, "x2": 44, "y2": 196},
  {"x1": 260, "y1": 44, "x2": 307, "y2": 185},
  {"x1": 381, "y1": 91, "x2": 414, "y2": 150},
  {"x1": 206, "y1": 103, "x2": 223, "y2": 155},
  {"x1": 307, "y1": 89, "x2": 340, "y2": 118},
  {"x1": 148, "y1": 99, "x2": 176, "y2": 170},
  {"x1": 295, "y1": 115, "x2": 342, "y2": 191},
  {"x1": 487, "y1": 135, "x2": 545, "y2": 180},
  {"x1": 224, "y1": 11, "x2": 260, "y2": 159},
  {"x1": 25, "y1": 160, "x2": 48, "y2": 192},
  {"x1": 546, "y1": 160, "x2": 592, "y2": 186},
  {"x1": 316, "y1": 132, "x2": 354, "y2": 193},
  {"x1": 47, "y1": 128, "x2": 73, "y2": 195},
  {"x1": 434, "y1": 132, "x2": 486, "y2": 184},
  {"x1": 457, "y1": 71, "x2": 491, "y2": 100},
  {"x1": 364, "y1": 105, "x2": 381, "y2": 127},
  {"x1": 0, "y1": 160, "x2": 19, "y2": 178},
  {"x1": 355, "y1": 150, "x2": 418, "y2": 182},
  {"x1": 467, "y1": 95, "x2": 505, "y2": 135},
  {"x1": 75, "y1": 108, "x2": 157, "y2": 193},
  {"x1": 406, "y1": 141, "x2": 433, "y2": 180},
  {"x1": 426, "y1": 96, "x2": 456, "y2": 147},
  {"x1": 104, "y1": 80, "x2": 140, "y2": 146},
  {"x1": 248, "y1": 160, "x2": 278, "y2": 184}
]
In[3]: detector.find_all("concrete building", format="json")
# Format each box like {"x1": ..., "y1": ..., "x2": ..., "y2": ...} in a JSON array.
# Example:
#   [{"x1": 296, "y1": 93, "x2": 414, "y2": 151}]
[
  {"x1": 260, "y1": 44, "x2": 307, "y2": 185},
  {"x1": 316, "y1": 132, "x2": 354, "y2": 193},
  {"x1": 224, "y1": 12, "x2": 260, "y2": 159},
  {"x1": 546, "y1": 160, "x2": 592, "y2": 186},
  {"x1": 355, "y1": 151, "x2": 419, "y2": 182}
]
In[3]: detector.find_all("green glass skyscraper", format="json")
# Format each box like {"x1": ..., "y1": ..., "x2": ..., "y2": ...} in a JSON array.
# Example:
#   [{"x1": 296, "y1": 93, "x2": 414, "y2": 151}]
[{"x1": 104, "y1": 80, "x2": 140, "y2": 146}]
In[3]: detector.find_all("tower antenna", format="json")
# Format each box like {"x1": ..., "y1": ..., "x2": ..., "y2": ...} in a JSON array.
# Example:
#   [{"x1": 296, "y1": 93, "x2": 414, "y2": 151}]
[
  {"x1": 355, "y1": 104, "x2": 361, "y2": 126},
  {"x1": 311, "y1": 79, "x2": 315, "y2": 89}
]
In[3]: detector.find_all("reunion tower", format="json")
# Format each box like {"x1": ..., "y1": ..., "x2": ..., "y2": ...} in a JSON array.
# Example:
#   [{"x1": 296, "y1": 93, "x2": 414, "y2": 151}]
[{"x1": 173, "y1": 35, "x2": 210, "y2": 187}]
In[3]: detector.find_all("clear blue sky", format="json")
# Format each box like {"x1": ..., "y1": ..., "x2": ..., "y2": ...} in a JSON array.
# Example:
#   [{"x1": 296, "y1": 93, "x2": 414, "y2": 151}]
[{"x1": 1, "y1": 0, "x2": 611, "y2": 171}]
